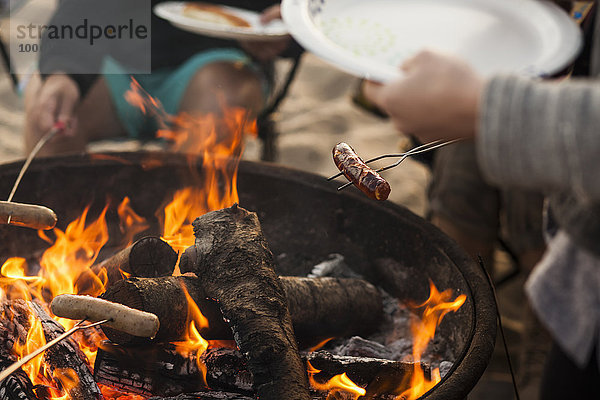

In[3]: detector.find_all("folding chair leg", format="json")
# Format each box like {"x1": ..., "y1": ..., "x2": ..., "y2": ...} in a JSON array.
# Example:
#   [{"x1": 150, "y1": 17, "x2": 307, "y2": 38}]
[{"x1": 258, "y1": 117, "x2": 278, "y2": 162}]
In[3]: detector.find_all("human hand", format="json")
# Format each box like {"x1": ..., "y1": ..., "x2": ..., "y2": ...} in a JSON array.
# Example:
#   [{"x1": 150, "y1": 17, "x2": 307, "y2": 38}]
[
  {"x1": 363, "y1": 50, "x2": 484, "y2": 143},
  {"x1": 28, "y1": 74, "x2": 79, "y2": 137},
  {"x1": 239, "y1": 5, "x2": 290, "y2": 63}
]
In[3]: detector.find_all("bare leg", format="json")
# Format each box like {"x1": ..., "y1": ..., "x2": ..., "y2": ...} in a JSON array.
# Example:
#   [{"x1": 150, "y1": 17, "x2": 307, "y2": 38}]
[
  {"x1": 179, "y1": 61, "x2": 264, "y2": 116},
  {"x1": 24, "y1": 74, "x2": 127, "y2": 156}
]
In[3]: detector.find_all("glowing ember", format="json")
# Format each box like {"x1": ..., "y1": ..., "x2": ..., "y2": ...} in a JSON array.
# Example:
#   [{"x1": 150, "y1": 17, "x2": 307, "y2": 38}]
[{"x1": 396, "y1": 281, "x2": 467, "y2": 400}]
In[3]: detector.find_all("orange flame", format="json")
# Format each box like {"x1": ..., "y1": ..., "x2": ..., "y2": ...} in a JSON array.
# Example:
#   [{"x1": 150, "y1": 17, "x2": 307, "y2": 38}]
[
  {"x1": 396, "y1": 281, "x2": 466, "y2": 400},
  {"x1": 0, "y1": 76, "x2": 257, "y2": 399},
  {"x1": 172, "y1": 284, "x2": 210, "y2": 386},
  {"x1": 37, "y1": 205, "x2": 109, "y2": 302},
  {"x1": 117, "y1": 196, "x2": 150, "y2": 246},
  {"x1": 307, "y1": 361, "x2": 366, "y2": 399},
  {"x1": 0, "y1": 257, "x2": 41, "y2": 300},
  {"x1": 309, "y1": 337, "x2": 335, "y2": 352},
  {"x1": 0, "y1": 205, "x2": 112, "y2": 398},
  {"x1": 124, "y1": 77, "x2": 256, "y2": 254},
  {"x1": 12, "y1": 309, "x2": 46, "y2": 384}
]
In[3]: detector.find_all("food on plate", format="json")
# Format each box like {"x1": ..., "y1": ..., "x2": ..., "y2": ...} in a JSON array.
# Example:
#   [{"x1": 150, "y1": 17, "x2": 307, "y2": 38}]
[{"x1": 182, "y1": 2, "x2": 251, "y2": 28}]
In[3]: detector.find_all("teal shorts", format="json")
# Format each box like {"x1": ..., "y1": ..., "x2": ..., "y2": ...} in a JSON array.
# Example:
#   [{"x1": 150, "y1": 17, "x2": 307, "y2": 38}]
[{"x1": 102, "y1": 49, "x2": 257, "y2": 139}]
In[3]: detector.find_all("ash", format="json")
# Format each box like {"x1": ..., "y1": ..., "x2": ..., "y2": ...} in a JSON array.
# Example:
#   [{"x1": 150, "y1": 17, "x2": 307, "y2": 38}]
[{"x1": 306, "y1": 254, "x2": 455, "y2": 378}]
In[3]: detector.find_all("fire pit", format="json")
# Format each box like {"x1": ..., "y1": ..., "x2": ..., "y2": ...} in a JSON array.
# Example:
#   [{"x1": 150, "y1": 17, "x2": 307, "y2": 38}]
[{"x1": 0, "y1": 151, "x2": 496, "y2": 400}]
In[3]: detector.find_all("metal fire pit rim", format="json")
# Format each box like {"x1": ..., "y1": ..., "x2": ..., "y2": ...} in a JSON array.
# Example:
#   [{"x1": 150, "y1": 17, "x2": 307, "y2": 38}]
[{"x1": 0, "y1": 150, "x2": 498, "y2": 400}]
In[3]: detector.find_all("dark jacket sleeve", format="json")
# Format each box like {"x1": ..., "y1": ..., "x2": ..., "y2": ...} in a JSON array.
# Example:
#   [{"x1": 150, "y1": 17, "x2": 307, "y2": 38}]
[{"x1": 39, "y1": 0, "x2": 144, "y2": 96}]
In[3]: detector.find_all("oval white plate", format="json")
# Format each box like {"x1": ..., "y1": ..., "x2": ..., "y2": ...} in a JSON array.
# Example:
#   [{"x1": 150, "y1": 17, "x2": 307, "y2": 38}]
[
  {"x1": 154, "y1": 2, "x2": 289, "y2": 41},
  {"x1": 282, "y1": 0, "x2": 582, "y2": 82}
]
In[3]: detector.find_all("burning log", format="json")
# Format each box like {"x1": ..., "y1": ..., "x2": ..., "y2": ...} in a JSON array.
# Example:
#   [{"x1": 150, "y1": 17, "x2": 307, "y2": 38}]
[
  {"x1": 148, "y1": 393, "x2": 256, "y2": 400},
  {"x1": 94, "y1": 344, "x2": 252, "y2": 397},
  {"x1": 179, "y1": 205, "x2": 310, "y2": 400},
  {"x1": 100, "y1": 275, "x2": 382, "y2": 347},
  {"x1": 0, "y1": 372, "x2": 37, "y2": 400},
  {"x1": 100, "y1": 276, "x2": 231, "y2": 344},
  {"x1": 29, "y1": 301, "x2": 103, "y2": 400},
  {"x1": 76, "y1": 236, "x2": 178, "y2": 294},
  {"x1": 0, "y1": 300, "x2": 38, "y2": 400},
  {"x1": 93, "y1": 344, "x2": 426, "y2": 398}
]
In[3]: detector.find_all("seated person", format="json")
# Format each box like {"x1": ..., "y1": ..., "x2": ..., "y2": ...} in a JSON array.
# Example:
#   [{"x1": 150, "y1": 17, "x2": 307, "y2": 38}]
[{"x1": 24, "y1": 0, "x2": 302, "y2": 155}]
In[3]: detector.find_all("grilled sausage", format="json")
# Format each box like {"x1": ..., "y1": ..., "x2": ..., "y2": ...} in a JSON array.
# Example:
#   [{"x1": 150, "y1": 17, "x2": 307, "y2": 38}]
[
  {"x1": 0, "y1": 201, "x2": 57, "y2": 230},
  {"x1": 332, "y1": 142, "x2": 391, "y2": 201},
  {"x1": 50, "y1": 294, "x2": 160, "y2": 338}
]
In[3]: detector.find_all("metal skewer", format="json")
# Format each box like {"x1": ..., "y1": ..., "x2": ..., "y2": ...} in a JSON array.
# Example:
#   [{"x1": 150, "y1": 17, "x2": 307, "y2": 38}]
[
  {"x1": 329, "y1": 138, "x2": 464, "y2": 191},
  {"x1": 0, "y1": 318, "x2": 110, "y2": 383},
  {"x1": 5, "y1": 121, "x2": 65, "y2": 224}
]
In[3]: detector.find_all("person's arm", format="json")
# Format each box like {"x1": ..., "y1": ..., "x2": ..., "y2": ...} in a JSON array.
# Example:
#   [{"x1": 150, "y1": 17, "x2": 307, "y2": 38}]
[
  {"x1": 478, "y1": 75, "x2": 600, "y2": 201},
  {"x1": 364, "y1": 51, "x2": 600, "y2": 201}
]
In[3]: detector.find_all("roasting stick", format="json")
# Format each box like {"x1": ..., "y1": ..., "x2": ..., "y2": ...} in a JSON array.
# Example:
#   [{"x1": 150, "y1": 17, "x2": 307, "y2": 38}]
[
  {"x1": 0, "y1": 295, "x2": 160, "y2": 384},
  {"x1": 0, "y1": 319, "x2": 109, "y2": 384},
  {"x1": 0, "y1": 121, "x2": 65, "y2": 230}
]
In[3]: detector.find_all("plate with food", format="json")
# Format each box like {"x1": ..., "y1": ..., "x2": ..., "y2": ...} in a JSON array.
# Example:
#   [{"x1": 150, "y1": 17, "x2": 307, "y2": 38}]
[
  {"x1": 154, "y1": 2, "x2": 289, "y2": 40},
  {"x1": 281, "y1": 0, "x2": 582, "y2": 82}
]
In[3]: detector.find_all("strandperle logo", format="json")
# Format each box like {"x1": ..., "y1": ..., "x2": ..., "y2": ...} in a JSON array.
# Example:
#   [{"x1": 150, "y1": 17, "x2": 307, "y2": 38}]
[{"x1": 16, "y1": 18, "x2": 149, "y2": 46}]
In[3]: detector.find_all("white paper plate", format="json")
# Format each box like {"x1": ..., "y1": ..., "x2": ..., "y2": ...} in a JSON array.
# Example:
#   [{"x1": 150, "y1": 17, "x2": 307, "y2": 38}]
[
  {"x1": 282, "y1": 0, "x2": 582, "y2": 82},
  {"x1": 154, "y1": 2, "x2": 289, "y2": 41}
]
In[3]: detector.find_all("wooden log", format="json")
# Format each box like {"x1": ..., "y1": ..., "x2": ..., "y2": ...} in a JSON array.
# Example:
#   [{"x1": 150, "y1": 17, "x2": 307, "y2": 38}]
[
  {"x1": 100, "y1": 276, "x2": 231, "y2": 345},
  {"x1": 29, "y1": 301, "x2": 103, "y2": 400},
  {"x1": 93, "y1": 344, "x2": 425, "y2": 399},
  {"x1": 148, "y1": 393, "x2": 255, "y2": 400},
  {"x1": 305, "y1": 351, "x2": 429, "y2": 397},
  {"x1": 0, "y1": 300, "x2": 38, "y2": 400},
  {"x1": 93, "y1": 343, "x2": 252, "y2": 397},
  {"x1": 100, "y1": 275, "x2": 382, "y2": 347},
  {"x1": 182, "y1": 205, "x2": 310, "y2": 400},
  {"x1": 76, "y1": 236, "x2": 177, "y2": 294},
  {"x1": 282, "y1": 276, "x2": 382, "y2": 345},
  {"x1": 0, "y1": 373, "x2": 38, "y2": 400}
]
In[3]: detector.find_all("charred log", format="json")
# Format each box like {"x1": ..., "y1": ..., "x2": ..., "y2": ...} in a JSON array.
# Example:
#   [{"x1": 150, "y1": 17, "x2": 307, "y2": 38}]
[
  {"x1": 306, "y1": 351, "x2": 429, "y2": 396},
  {"x1": 0, "y1": 373, "x2": 38, "y2": 400},
  {"x1": 180, "y1": 205, "x2": 311, "y2": 399},
  {"x1": 0, "y1": 300, "x2": 37, "y2": 400},
  {"x1": 76, "y1": 236, "x2": 177, "y2": 294},
  {"x1": 29, "y1": 301, "x2": 102, "y2": 400},
  {"x1": 148, "y1": 393, "x2": 255, "y2": 400},
  {"x1": 101, "y1": 275, "x2": 381, "y2": 347},
  {"x1": 93, "y1": 343, "x2": 252, "y2": 397},
  {"x1": 93, "y1": 342, "x2": 426, "y2": 398}
]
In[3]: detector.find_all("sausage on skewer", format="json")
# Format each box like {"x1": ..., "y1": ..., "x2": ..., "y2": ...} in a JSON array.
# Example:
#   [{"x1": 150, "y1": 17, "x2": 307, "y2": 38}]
[
  {"x1": 50, "y1": 294, "x2": 160, "y2": 338},
  {"x1": 332, "y1": 142, "x2": 391, "y2": 201},
  {"x1": 0, "y1": 201, "x2": 57, "y2": 230}
]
